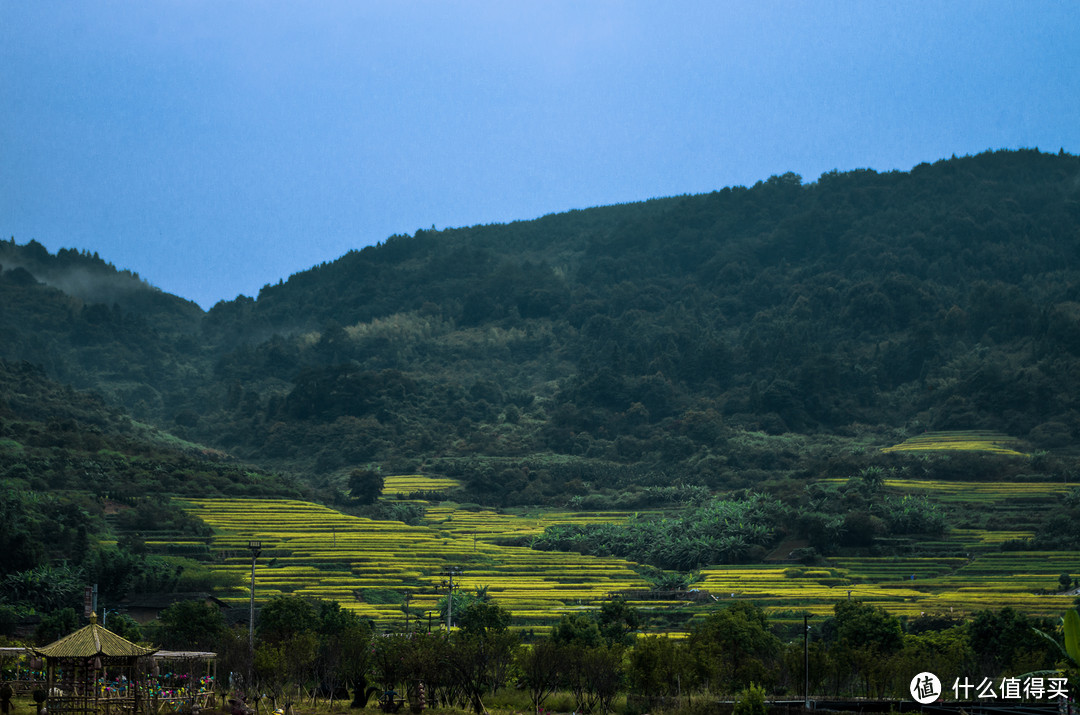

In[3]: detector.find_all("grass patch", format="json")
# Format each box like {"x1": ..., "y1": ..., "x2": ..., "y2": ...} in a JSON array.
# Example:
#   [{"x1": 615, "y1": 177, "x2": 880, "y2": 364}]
[
  {"x1": 357, "y1": 588, "x2": 405, "y2": 605},
  {"x1": 0, "y1": 438, "x2": 23, "y2": 454}
]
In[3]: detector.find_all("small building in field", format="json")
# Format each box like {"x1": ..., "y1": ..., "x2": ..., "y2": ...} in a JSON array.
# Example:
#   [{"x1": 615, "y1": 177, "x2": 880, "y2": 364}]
[{"x1": 121, "y1": 593, "x2": 229, "y2": 625}]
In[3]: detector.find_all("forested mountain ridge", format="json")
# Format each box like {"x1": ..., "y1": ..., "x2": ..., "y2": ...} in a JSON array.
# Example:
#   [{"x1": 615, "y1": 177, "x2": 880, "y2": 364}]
[
  {"x1": 0, "y1": 358, "x2": 299, "y2": 621},
  {"x1": 0, "y1": 239, "x2": 202, "y2": 330},
  {"x1": 4, "y1": 149, "x2": 1080, "y2": 507}
]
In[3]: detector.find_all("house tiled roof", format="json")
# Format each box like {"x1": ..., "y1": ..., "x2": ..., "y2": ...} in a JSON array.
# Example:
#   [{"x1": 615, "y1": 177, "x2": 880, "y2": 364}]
[
  {"x1": 122, "y1": 592, "x2": 226, "y2": 609},
  {"x1": 33, "y1": 614, "x2": 157, "y2": 659}
]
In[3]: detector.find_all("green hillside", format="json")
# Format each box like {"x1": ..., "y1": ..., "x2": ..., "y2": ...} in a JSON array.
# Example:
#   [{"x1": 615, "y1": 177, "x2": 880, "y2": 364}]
[
  {"x1": 4, "y1": 149, "x2": 1080, "y2": 642},
  {"x1": 0, "y1": 359, "x2": 305, "y2": 630},
  {"x1": 9, "y1": 152, "x2": 1080, "y2": 496}
]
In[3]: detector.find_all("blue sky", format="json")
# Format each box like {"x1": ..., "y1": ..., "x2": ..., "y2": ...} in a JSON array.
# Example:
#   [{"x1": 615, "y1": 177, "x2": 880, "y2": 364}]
[{"x1": 3, "y1": 1, "x2": 1079, "y2": 310}]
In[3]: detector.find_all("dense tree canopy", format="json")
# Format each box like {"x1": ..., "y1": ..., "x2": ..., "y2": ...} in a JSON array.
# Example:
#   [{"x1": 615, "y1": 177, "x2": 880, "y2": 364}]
[{"x1": 4, "y1": 151, "x2": 1080, "y2": 509}]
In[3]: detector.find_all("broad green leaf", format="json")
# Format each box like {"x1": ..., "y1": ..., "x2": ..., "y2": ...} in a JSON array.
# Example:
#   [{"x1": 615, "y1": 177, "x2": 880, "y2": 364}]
[{"x1": 1063, "y1": 609, "x2": 1080, "y2": 665}]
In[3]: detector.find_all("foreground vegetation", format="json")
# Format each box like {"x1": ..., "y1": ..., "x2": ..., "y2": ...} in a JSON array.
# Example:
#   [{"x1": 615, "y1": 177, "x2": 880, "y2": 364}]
[{"x1": 58, "y1": 593, "x2": 1079, "y2": 713}]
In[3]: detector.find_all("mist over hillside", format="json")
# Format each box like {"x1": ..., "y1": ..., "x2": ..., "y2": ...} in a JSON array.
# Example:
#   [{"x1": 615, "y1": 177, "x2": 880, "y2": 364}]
[
  {"x1": 4, "y1": 149, "x2": 1080, "y2": 505},
  {"x1": 0, "y1": 239, "x2": 202, "y2": 322}
]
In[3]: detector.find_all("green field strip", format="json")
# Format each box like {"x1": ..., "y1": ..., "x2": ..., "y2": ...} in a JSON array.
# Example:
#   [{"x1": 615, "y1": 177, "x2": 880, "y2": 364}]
[
  {"x1": 828, "y1": 556, "x2": 967, "y2": 582},
  {"x1": 953, "y1": 551, "x2": 1080, "y2": 573},
  {"x1": 949, "y1": 529, "x2": 1036, "y2": 546},
  {"x1": 819, "y1": 478, "x2": 1068, "y2": 502},
  {"x1": 144, "y1": 539, "x2": 210, "y2": 546}
]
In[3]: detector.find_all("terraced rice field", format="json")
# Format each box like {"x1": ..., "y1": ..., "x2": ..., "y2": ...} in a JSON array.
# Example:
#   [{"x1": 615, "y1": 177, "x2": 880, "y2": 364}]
[
  {"x1": 818, "y1": 478, "x2": 1068, "y2": 533},
  {"x1": 425, "y1": 505, "x2": 637, "y2": 540},
  {"x1": 381, "y1": 475, "x2": 462, "y2": 497},
  {"x1": 877, "y1": 479, "x2": 1071, "y2": 502},
  {"x1": 179, "y1": 497, "x2": 651, "y2": 630},
  {"x1": 175, "y1": 473, "x2": 1080, "y2": 634},
  {"x1": 948, "y1": 529, "x2": 1035, "y2": 546},
  {"x1": 881, "y1": 430, "x2": 1026, "y2": 455},
  {"x1": 696, "y1": 550, "x2": 1077, "y2": 627}
]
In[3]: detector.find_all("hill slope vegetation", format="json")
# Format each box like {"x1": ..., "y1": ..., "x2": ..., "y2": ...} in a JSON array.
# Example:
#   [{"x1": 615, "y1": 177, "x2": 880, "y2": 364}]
[{"x1": 7, "y1": 150, "x2": 1080, "y2": 497}]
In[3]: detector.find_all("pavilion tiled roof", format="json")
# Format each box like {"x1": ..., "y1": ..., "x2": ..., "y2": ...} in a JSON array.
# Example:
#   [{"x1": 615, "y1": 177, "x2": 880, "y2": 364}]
[{"x1": 33, "y1": 614, "x2": 157, "y2": 659}]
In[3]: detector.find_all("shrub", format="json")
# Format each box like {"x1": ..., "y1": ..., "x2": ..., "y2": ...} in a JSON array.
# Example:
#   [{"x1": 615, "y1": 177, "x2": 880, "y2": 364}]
[{"x1": 733, "y1": 683, "x2": 767, "y2": 715}]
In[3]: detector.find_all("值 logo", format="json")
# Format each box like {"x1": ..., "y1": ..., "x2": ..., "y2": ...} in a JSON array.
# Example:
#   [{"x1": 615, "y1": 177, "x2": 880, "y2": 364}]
[{"x1": 911, "y1": 672, "x2": 942, "y2": 704}]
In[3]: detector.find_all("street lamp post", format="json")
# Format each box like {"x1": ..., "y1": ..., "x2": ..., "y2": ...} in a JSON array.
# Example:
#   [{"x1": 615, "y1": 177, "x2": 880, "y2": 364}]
[
  {"x1": 247, "y1": 540, "x2": 263, "y2": 693},
  {"x1": 804, "y1": 613, "x2": 814, "y2": 710},
  {"x1": 439, "y1": 567, "x2": 462, "y2": 631}
]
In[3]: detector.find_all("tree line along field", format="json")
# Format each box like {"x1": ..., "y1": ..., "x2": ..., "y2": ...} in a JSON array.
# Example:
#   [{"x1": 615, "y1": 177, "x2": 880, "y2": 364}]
[{"x1": 168, "y1": 473, "x2": 1080, "y2": 635}]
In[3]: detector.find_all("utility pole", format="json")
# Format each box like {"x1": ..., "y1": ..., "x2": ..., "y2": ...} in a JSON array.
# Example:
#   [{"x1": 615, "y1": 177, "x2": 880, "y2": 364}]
[
  {"x1": 247, "y1": 540, "x2": 263, "y2": 693},
  {"x1": 439, "y1": 567, "x2": 462, "y2": 631},
  {"x1": 404, "y1": 591, "x2": 412, "y2": 630},
  {"x1": 804, "y1": 613, "x2": 814, "y2": 710}
]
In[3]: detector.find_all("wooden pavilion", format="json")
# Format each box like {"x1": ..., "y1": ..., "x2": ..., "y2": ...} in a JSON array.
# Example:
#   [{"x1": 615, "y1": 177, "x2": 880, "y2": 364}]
[{"x1": 32, "y1": 613, "x2": 157, "y2": 715}]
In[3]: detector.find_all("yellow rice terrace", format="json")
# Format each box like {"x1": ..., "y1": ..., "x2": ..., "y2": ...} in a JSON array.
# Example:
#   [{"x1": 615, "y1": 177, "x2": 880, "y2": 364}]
[
  {"x1": 881, "y1": 430, "x2": 1026, "y2": 455},
  {"x1": 178, "y1": 496, "x2": 652, "y2": 630},
  {"x1": 176, "y1": 467, "x2": 1080, "y2": 634}
]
